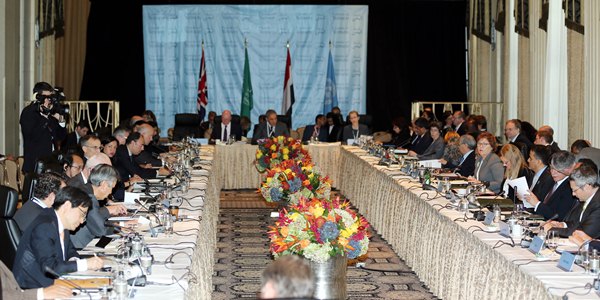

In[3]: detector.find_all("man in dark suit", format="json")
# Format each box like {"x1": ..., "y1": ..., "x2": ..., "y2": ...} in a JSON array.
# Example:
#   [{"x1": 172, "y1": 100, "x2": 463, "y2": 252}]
[
  {"x1": 14, "y1": 172, "x2": 64, "y2": 232},
  {"x1": 452, "y1": 111, "x2": 467, "y2": 136},
  {"x1": 210, "y1": 110, "x2": 243, "y2": 144},
  {"x1": 526, "y1": 145, "x2": 555, "y2": 201},
  {"x1": 13, "y1": 186, "x2": 104, "y2": 289},
  {"x1": 70, "y1": 164, "x2": 126, "y2": 249},
  {"x1": 252, "y1": 110, "x2": 290, "y2": 144},
  {"x1": 114, "y1": 132, "x2": 170, "y2": 181},
  {"x1": 67, "y1": 152, "x2": 112, "y2": 190},
  {"x1": 200, "y1": 111, "x2": 216, "y2": 138},
  {"x1": 534, "y1": 131, "x2": 560, "y2": 153},
  {"x1": 302, "y1": 114, "x2": 329, "y2": 143},
  {"x1": 1, "y1": 260, "x2": 72, "y2": 300},
  {"x1": 134, "y1": 123, "x2": 164, "y2": 167},
  {"x1": 505, "y1": 119, "x2": 533, "y2": 159},
  {"x1": 62, "y1": 120, "x2": 90, "y2": 151},
  {"x1": 524, "y1": 151, "x2": 578, "y2": 221},
  {"x1": 325, "y1": 112, "x2": 341, "y2": 142},
  {"x1": 545, "y1": 162, "x2": 600, "y2": 238},
  {"x1": 454, "y1": 134, "x2": 476, "y2": 177},
  {"x1": 20, "y1": 82, "x2": 67, "y2": 173},
  {"x1": 406, "y1": 117, "x2": 432, "y2": 155}
]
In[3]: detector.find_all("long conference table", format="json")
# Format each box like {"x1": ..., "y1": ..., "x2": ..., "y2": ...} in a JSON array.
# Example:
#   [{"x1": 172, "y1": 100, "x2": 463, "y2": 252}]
[{"x1": 128, "y1": 143, "x2": 599, "y2": 299}]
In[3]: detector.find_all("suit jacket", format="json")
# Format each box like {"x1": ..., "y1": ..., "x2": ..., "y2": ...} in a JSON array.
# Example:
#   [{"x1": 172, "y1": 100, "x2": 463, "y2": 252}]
[
  {"x1": 301, "y1": 125, "x2": 329, "y2": 142},
  {"x1": 70, "y1": 185, "x2": 111, "y2": 249},
  {"x1": 13, "y1": 209, "x2": 79, "y2": 289},
  {"x1": 408, "y1": 132, "x2": 433, "y2": 155},
  {"x1": 510, "y1": 133, "x2": 533, "y2": 160},
  {"x1": 454, "y1": 123, "x2": 467, "y2": 136},
  {"x1": 251, "y1": 122, "x2": 290, "y2": 144},
  {"x1": 134, "y1": 148, "x2": 162, "y2": 167},
  {"x1": 210, "y1": 122, "x2": 243, "y2": 143},
  {"x1": 475, "y1": 153, "x2": 504, "y2": 194},
  {"x1": 417, "y1": 137, "x2": 445, "y2": 160},
  {"x1": 20, "y1": 103, "x2": 67, "y2": 173},
  {"x1": 341, "y1": 124, "x2": 370, "y2": 144},
  {"x1": 13, "y1": 199, "x2": 45, "y2": 233},
  {"x1": 62, "y1": 132, "x2": 79, "y2": 151},
  {"x1": 327, "y1": 125, "x2": 342, "y2": 142},
  {"x1": 114, "y1": 145, "x2": 157, "y2": 180},
  {"x1": 455, "y1": 151, "x2": 476, "y2": 177},
  {"x1": 67, "y1": 172, "x2": 87, "y2": 190},
  {"x1": 555, "y1": 190, "x2": 600, "y2": 238},
  {"x1": 550, "y1": 142, "x2": 561, "y2": 153},
  {"x1": 529, "y1": 167, "x2": 554, "y2": 203},
  {"x1": 1, "y1": 260, "x2": 37, "y2": 300},
  {"x1": 534, "y1": 178, "x2": 577, "y2": 221}
]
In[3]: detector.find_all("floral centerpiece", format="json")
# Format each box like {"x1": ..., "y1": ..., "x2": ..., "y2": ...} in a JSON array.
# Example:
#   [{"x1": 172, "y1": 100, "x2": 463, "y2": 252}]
[
  {"x1": 260, "y1": 159, "x2": 332, "y2": 205},
  {"x1": 268, "y1": 196, "x2": 370, "y2": 263},
  {"x1": 255, "y1": 136, "x2": 310, "y2": 173}
]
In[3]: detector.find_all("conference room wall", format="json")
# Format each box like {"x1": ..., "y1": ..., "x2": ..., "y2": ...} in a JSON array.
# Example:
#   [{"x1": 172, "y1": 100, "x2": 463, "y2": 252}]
[{"x1": 80, "y1": 1, "x2": 468, "y2": 133}]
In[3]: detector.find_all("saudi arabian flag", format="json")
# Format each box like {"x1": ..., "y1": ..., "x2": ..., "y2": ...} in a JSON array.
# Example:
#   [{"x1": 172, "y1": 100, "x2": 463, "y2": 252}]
[{"x1": 240, "y1": 46, "x2": 253, "y2": 118}]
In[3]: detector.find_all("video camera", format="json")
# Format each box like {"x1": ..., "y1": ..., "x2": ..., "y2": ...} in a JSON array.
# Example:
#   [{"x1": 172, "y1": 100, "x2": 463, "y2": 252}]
[{"x1": 35, "y1": 87, "x2": 69, "y2": 115}]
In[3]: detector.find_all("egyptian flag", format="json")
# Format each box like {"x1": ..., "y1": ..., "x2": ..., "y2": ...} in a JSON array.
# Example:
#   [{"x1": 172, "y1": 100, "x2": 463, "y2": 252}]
[{"x1": 281, "y1": 46, "x2": 295, "y2": 128}]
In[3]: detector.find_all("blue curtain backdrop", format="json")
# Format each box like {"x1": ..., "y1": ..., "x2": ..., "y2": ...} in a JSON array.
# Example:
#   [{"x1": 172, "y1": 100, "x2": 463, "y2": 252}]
[{"x1": 143, "y1": 5, "x2": 368, "y2": 134}]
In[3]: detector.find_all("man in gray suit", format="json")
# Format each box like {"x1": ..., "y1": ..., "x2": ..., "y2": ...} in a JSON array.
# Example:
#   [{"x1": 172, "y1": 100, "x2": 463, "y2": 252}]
[
  {"x1": 14, "y1": 172, "x2": 64, "y2": 232},
  {"x1": 252, "y1": 109, "x2": 290, "y2": 144},
  {"x1": 70, "y1": 164, "x2": 127, "y2": 248}
]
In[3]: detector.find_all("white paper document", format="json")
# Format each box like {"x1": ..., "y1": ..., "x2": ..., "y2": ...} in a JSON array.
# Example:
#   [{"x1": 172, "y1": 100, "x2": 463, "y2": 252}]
[
  {"x1": 506, "y1": 176, "x2": 532, "y2": 208},
  {"x1": 419, "y1": 159, "x2": 442, "y2": 169}
]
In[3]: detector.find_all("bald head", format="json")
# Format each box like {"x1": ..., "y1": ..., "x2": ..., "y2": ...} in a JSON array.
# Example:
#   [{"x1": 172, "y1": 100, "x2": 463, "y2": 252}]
[
  {"x1": 221, "y1": 110, "x2": 232, "y2": 125},
  {"x1": 138, "y1": 123, "x2": 155, "y2": 145},
  {"x1": 539, "y1": 125, "x2": 554, "y2": 136},
  {"x1": 83, "y1": 153, "x2": 112, "y2": 177},
  {"x1": 130, "y1": 115, "x2": 144, "y2": 127}
]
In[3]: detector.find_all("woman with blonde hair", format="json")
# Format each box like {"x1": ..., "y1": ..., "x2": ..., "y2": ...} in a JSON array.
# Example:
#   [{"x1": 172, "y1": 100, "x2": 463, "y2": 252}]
[
  {"x1": 500, "y1": 144, "x2": 532, "y2": 200},
  {"x1": 439, "y1": 131, "x2": 461, "y2": 168}
]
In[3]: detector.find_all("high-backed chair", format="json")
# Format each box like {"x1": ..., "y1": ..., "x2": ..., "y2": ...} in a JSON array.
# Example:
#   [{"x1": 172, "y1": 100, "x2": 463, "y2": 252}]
[
  {"x1": 0, "y1": 185, "x2": 21, "y2": 269},
  {"x1": 359, "y1": 114, "x2": 373, "y2": 131},
  {"x1": 172, "y1": 113, "x2": 202, "y2": 141},
  {"x1": 277, "y1": 115, "x2": 291, "y2": 131}
]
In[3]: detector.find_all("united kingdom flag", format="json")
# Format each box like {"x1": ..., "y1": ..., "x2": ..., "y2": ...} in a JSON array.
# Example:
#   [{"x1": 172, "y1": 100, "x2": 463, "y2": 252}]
[{"x1": 197, "y1": 46, "x2": 207, "y2": 121}]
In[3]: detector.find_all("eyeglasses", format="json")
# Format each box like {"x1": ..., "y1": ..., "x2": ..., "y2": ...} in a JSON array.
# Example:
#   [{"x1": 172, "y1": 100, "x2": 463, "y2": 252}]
[
  {"x1": 70, "y1": 165, "x2": 82, "y2": 171},
  {"x1": 85, "y1": 145, "x2": 103, "y2": 150},
  {"x1": 572, "y1": 185, "x2": 584, "y2": 193},
  {"x1": 477, "y1": 142, "x2": 490, "y2": 147},
  {"x1": 78, "y1": 207, "x2": 87, "y2": 222}
]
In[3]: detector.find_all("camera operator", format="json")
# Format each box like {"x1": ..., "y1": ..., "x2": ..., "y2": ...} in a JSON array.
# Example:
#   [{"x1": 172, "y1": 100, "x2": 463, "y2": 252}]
[{"x1": 20, "y1": 82, "x2": 67, "y2": 173}]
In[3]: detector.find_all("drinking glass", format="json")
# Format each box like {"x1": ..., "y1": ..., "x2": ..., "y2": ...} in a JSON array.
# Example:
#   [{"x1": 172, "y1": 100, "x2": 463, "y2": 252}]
[{"x1": 546, "y1": 230, "x2": 558, "y2": 252}]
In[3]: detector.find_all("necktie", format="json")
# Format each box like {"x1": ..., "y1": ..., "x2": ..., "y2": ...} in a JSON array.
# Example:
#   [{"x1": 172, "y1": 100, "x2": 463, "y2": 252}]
[
  {"x1": 412, "y1": 135, "x2": 420, "y2": 145},
  {"x1": 223, "y1": 125, "x2": 228, "y2": 142},
  {"x1": 543, "y1": 182, "x2": 559, "y2": 204},
  {"x1": 458, "y1": 155, "x2": 465, "y2": 165}
]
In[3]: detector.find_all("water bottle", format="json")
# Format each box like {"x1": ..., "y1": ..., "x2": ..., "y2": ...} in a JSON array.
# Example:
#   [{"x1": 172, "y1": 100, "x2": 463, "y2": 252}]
[
  {"x1": 113, "y1": 271, "x2": 128, "y2": 299},
  {"x1": 493, "y1": 204, "x2": 501, "y2": 223},
  {"x1": 590, "y1": 249, "x2": 599, "y2": 274},
  {"x1": 424, "y1": 168, "x2": 431, "y2": 185}
]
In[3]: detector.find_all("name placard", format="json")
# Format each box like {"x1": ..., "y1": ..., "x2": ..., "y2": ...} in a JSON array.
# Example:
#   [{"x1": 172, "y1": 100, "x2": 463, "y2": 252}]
[
  {"x1": 483, "y1": 212, "x2": 495, "y2": 225},
  {"x1": 529, "y1": 236, "x2": 545, "y2": 254},
  {"x1": 557, "y1": 251, "x2": 576, "y2": 272},
  {"x1": 499, "y1": 221, "x2": 511, "y2": 237}
]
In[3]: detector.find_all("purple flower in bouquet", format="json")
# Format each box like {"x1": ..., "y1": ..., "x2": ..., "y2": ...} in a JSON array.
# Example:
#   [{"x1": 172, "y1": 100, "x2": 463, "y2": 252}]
[
  {"x1": 347, "y1": 240, "x2": 362, "y2": 259},
  {"x1": 318, "y1": 221, "x2": 340, "y2": 242},
  {"x1": 270, "y1": 188, "x2": 283, "y2": 202},
  {"x1": 288, "y1": 177, "x2": 302, "y2": 193}
]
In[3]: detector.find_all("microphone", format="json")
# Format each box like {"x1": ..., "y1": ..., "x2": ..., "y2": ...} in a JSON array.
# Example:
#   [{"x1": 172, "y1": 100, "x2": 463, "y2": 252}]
[
  {"x1": 134, "y1": 199, "x2": 163, "y2": 226},
  {"x1": 539, "y1": 213, "x2": 560, "y2": 229},
  {"x1": 397, "y1": 137, "x2": 412, "y2": 149},
  {"x1": 44, "y1": 266, "x2": 92, "y2": 300}
]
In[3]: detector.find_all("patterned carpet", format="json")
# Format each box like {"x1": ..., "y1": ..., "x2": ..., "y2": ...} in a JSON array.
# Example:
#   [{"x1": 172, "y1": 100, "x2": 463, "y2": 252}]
[{"x1": 212, "y1": 192, "x2": 439, "y2": 300}]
